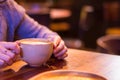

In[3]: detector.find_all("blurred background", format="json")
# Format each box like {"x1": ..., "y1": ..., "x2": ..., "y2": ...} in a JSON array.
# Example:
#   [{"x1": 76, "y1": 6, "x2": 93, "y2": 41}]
[{"x1": 16, "y1": 0, "x2": 120, "y2": 52}]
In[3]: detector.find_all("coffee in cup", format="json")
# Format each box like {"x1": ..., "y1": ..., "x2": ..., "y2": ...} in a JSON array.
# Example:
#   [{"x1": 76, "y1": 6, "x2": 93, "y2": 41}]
[{"x1": 18, "y1": 38, "x2": 53, "y2": 67}]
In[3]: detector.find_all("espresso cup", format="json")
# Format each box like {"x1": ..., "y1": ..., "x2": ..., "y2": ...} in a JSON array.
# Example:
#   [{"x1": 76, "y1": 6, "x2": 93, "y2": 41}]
[{"x1": 18, "y1": 38, "x2": 53, "y2": 67}]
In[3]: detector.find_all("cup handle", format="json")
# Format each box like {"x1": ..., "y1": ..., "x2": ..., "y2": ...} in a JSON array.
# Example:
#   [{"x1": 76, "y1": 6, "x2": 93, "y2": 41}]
[
  {"x1": 16, "y1": 41, "x2": 23, "y2": 58},
  {"x1": 19, "y1": 46, "x2": 23, "y2": 58}
]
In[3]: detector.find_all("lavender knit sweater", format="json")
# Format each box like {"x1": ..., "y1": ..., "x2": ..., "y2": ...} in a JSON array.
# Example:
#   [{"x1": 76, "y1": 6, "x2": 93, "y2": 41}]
[{"x1": 0, "y1": 0, "x2": 58, "y2": 42}]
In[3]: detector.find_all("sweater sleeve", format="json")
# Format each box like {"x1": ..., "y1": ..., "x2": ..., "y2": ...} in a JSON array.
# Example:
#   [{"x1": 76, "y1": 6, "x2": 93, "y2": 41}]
[{"x1": 13, "y1": 1, "x2": 59, "y2": 40}]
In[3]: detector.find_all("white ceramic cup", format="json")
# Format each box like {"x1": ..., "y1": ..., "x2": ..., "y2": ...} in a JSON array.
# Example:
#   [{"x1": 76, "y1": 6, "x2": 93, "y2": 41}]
[{"x1": 18, "y1": 38, "x2": 53, "y2": 67}]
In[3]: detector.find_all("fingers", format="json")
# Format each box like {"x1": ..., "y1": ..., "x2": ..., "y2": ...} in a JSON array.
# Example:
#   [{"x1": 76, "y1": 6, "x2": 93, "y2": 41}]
[
  {"x1": 0, "y1": 46, "x2": 15, "y2": 59},
  {"x1": 58, "y1": 53, "x2": 68, "y2": 60},
  {"x1": 0, "y1": 42, "x2": 20, "y2": 68},
  {"x1": 54, "y1": 40, "x2": 65, "y2": 54},
  {"x1": 53, "y1": 36, "x2": 61, "y2": 48},
  {"x1": 0, "y1": 59, "x2": 7, "y2": 68},
  {"x1": 0, "y1": 50, "x2": 14, "y2": 67},
  {"x1": 0, "y1": 42, "x2": 20, "y2": 54},
  {"x1": 53, "y1": 40, "x2": 68, "y2": 60},
  {"x1": 54, "y1": 46, "x2": 68, "y2": 59},
  {"x1": 47, "y1": 36, "x2": 61, "y2": 48}
]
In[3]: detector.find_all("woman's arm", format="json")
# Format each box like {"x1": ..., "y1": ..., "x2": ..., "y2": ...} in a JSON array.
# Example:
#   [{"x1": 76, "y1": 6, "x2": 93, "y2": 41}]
[{"x1": 12, "y1": 0, "x2": 68, "y2": 60}]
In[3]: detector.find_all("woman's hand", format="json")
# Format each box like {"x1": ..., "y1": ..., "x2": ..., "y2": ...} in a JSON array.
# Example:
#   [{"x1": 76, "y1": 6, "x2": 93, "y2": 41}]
[
  {"x1": 48, "y1": 36, "x2": 68, "y2": 60},
  {"x1": 0, "y1": 42, "x2": 20, "y2": 68}
]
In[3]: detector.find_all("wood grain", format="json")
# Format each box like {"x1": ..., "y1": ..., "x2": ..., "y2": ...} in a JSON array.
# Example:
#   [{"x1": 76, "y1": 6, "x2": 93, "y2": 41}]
[{"x1": 0, "y1": 48, "x2": 120, "y2": 80}]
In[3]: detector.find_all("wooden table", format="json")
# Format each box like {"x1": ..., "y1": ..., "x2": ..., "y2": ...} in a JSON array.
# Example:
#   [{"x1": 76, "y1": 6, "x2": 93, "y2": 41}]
[{"x1": 0, "y1": 48, "x2": 120, "y2": 80}]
